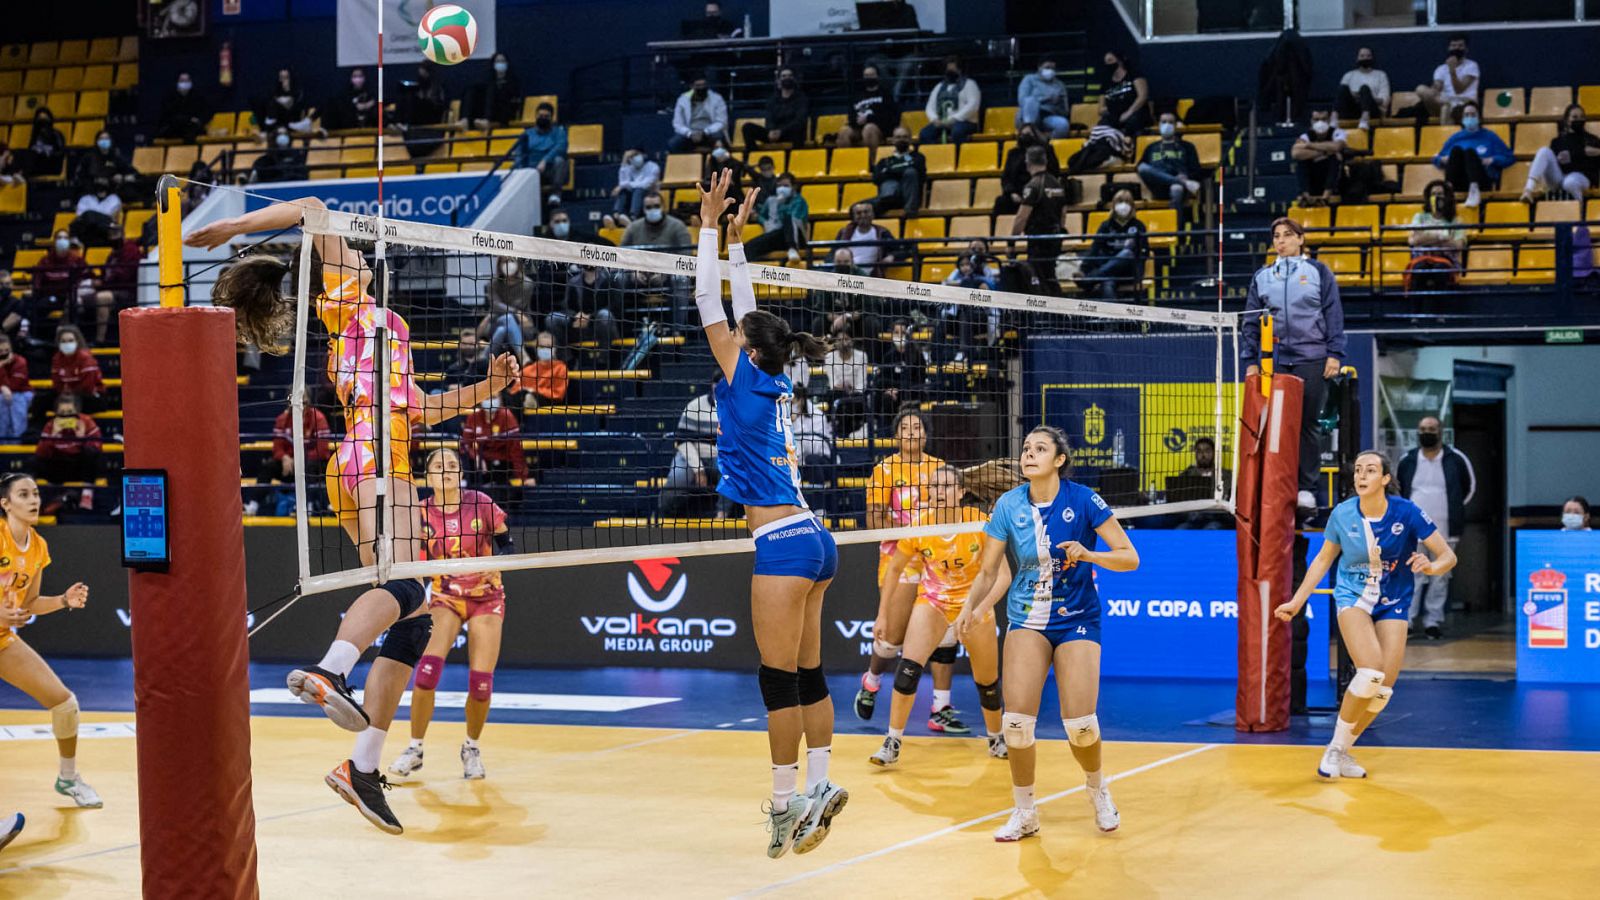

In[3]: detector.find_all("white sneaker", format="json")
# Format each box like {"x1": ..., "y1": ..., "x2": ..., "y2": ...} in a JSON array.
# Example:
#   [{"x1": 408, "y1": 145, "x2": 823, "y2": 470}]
[
  {"x1": 461, "y1": 742, "x2": 486, "y2": 780},
  {"x1": 786, "y1": 248, "x2": 801, "y2": 262},
  {"x1": 1317, "y1": 745, "x2": 1344, "y2": 780},
  {"x1": 1297, "y1": 490, "x2": 1316, "y2": 511},
  {"x1": 388, "y1": 744, "x2": 424, "y2": 777},
  {"x1": 868, "y1": 735, "x2": 902, "y2": 766},
  {"x1": 1337, "y1": 749, "x2": 1367, "y2": 779},
  {"x1": 793, "y1": 779, "x2": 849, "y2": 855},
  {"x1": 763, "y1": 795, "x2": 811, "y2": 859},
  {"x1": 55, "y1": 775, "x2": 103, "y2": 809},
  {"x1": 1358, "y1": 112, "x2": 1371, "y2": 131},
  {"x1": 1464, "y1": 182, "x2": 1482, "y2": 208},
  {"x1": 987, "y1": 734, "x2": 1009, "y2": 759},
  {"x1": 0, "y1": 812, "x2": 25, "y2": 853},
  {"x1": 1088, "y1": 782, "x2": 1119, "y2": 832},
  {"x1": 1183, "y1": 178, "x2": 1202, "y2": 194},
  {"x1": 993, "y1": 807, "x2": 1040, "y2": 842},
  {"x1": 243, "y1": 500, "x2": 260, "y2": 516}
]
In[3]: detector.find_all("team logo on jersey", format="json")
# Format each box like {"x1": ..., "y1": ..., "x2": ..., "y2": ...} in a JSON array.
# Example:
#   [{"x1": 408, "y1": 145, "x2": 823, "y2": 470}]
[
  {"x1": 1524, "y1": 566, "x2": 1568, "y2": 649},
  {"x1": 1062, "y1": 507, "x2": 1076, "y2": 524},
  {"x1": 470, "y1": 518, "x2": 483, "y2": 533},
  {"x1": 627, "y1": 557, "x2": 687, "y2": 613},
  {"x1": 1083, "y1": 403, "x2": 1106, "y2": 446},
  {"x1": 1391, "y1": 522, "x2": 1404, "y2": 535}
]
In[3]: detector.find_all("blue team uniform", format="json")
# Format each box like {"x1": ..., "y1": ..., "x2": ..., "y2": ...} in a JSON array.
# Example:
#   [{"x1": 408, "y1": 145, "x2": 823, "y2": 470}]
[
  {"x1": 1322, "y1": 495, "x2": 1437, "y2": 622},
  {"x1": 715, "y1": 354, "x2": 837, "y2": 582},
  {"x1": 984, "y1": 479, "x2": 1114, "y2": 645}
]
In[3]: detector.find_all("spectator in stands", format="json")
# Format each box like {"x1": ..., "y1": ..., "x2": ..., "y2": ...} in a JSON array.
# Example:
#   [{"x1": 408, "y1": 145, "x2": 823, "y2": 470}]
[
  {"x1": 1522, "y1": 103, "x2": 1600, "y2": 203},
  {"x1": 751, "y1": 155, "x2": 778, "y2": 199},
  {"x1": 1010, "y1": 145, "x2": 1067, "y2": 289},
  {"x1": 862, "y1": 0, "x2": 921, "y2": 102},
  {"x1": 0, "y1": 143, "x2": 22, "y2": 185},
  {"x1": 746, "y1": 171, "x2": 809, "y2": 262},
  {"x1": 0, "y1": 334, "x2": 29, "y2": 440},
  {"x1": 660, "y1": 371, "x2": 728, "y2": 518},
  {"x1": 1411, "y1": 34, "x2": 1479, "y2": 125},
  {"x1": 1016, "y1": 58, "x2": 1069, "y2": 136},
  {"x1": 744, "y1": 67, "x2": 809, "y2": 150},
  {"x1": 31, "y1": 232, "x2": 93, "y2": 339},
  {"x1": 398, "y1": 63, "x2": 454, "y2": 158},
  {"x1": 322, "y1": 68, "x2": 378, "y2": 131},
  {"x1": 935, "y1": 252, "x2": 996, "y2": 362},
  {"x1": 1137, "y1": 112, "x2": 1204, "y2": 215},
  {"x1": 1099, "y1": 49, "x2": 1150, "y2": 136},
  {"x1": 1292, "y1": 109, "x2": 1348, "y2": 206},
  {"x1": 1398, "y1": 416, "x2": 1475, "y2": 639},
  {"x1": 520, "y1": 331, "x2": 569, "y2": 410},
  {"x1": 481, "y1": 257, "x2": 537, "y2": 357},
  {"x1": 459, "y1": 395, "x2": 528, "y2": 504},
  {"x1": 1241, "y1": 217, "x2": 1345, "y2": 512},
  {"x1": 1174, "y1": 436, "x2": 1232, "y2": 527},
  {"x1": 1409, "y1": 180, "x2": 1468, "y2": 271},
  {"x1": 1432, "y1": 101, "x2": 1513, "y2": 208},
  {"x1": 702, "y1": 138, "x2": 751, "y2": 207},
  {"x1": 46, "y1": 326, "x2": 102, "y2": 414},
  {"x1": 0, "y1": 273, "x2": 22, "y2": 343},
  {"x1": 834, "y1": 202, "x2": 897, "y2": 276},
  {"x1": 249, "y1": 128, "x2": 309, "y2": 184},
  {"x1": 157, "y1": 72, "x2": 209, "y2": 144},
  {"x1": 874, "y1": 320, "x2": 928, "y2": 421},
  {"x1": 919, "y1": 56, "x2": 981, "y2": 146},
  {"x1": 870, "y1": 126, "x2": 926, "y2": 215},
  {"x1": 23, "y1": 109, "x2": 66, "y2": 178},
  {"x1": 89, "y1": 223, "x2": 141, "y2": 346},
  {"x1": 1066, "y1": 114, "x2": 1133, "y2": 176},
  {"x1": 683, "y1": 0, "x2": 738, "y2": 38},
  {"x1": 811, "y1": 248, "x2": 878, "y2": 340},
  {"x1": 1561, "y1": 496, "x2": 1592, "y2": 531},
  {"x1": 516, "y1": 101, "x2": 568, "y2": 205},
  {"x1": 995, "y1": 125, "x2": 1058, "y2": 216},
  {"x1": 668, "y1": 76, "x2": 728, "y2": 153},
  {"x1": 545, "y1": 208, "x2": 609, "y2": 245},
  {"x1": 1336, "y1": 47, "x2": 1389, "y2": 130},
  {"x1": 824, "y1": 328, "x2": 871, "y2": 439},
  {"x1": 471, "y1": 52, "x2": 523, "y2": 129},
  {"x1": 445, "y1": 328, "x2": 490, "y2": 391},
  {"x1": 608, "y1": 148, "x2": 660, "y2": 227},
  {"x1": 1181, "y1": 436, "x2": 1231, "y2": 496},
  {"x1": 255, "y1": 68, "x2": 313, "y2": 136},
  {"x1": 790, "y1": 386, "x2": 834, "y2": 468},
  {"x1": 74, "y1": 131, "x2": 135, "y2": 195},
  {"x1": 622, "y1": 191, "x2": 691, "y2": 250},
  {"x1": 552, "y1": 265, "x2": 620, "y2": 353},
  {"x1": 72, "y1": 179, "x2": 122, "y2": 246},
  {"x1": 253, "y1": 401, "x2": 333, "y2": 511},
  {"x1": 35, "y1": 393, "x2": 101, "y2": 512},
  {"x1": 1077, "y1": 189, "x2": 1148, "y2": 299},
  {"x1": 837, "y1": 64, "x2": 899, "y2": 153}
]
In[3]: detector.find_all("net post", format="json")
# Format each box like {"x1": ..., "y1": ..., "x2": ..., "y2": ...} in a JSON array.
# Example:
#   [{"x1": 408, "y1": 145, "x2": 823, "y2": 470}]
[
  {"x1": 155, "y1": 173, "x2": 185, "y2": 308},
  {"x1": 292, "y1": 231, "x2": 313, "y2": 586}
]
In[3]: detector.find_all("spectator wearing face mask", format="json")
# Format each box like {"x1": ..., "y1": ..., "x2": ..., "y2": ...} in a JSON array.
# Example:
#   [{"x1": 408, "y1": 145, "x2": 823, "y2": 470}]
[
  {"x1": 471, "y1": 52, "x2": 523, "y2": 129},
  {"x1": 810, "y1": 249, "x2": 882, "y2": 341},
  {"x1": 745, "y1": 172, "x2": 810, "y2": 262},
  {"x1": 73, "y1": 131, "x2": 134, "y2": 195},
  {"x1": 23, "y1": 109, "x2": 66, "y2": 178},
  {"x1": 399, "y1": 64, "x2": 453, "y2": 157},
  {"x1": 0, "y1": 334, "x2": 29, "y2": 440},
  {"x1": 1409, "y1": 179, "x2": 1467, "y2": 270},
  {"x1": 823, "y1": 329, "x2": 872, "y2": 439},
  {"x1": 1016, "y1": 59, "x2": 1069, "y2": 136},
  {"x1": 444, "y1": 328, "x2": 490, "y2": 392},
  {"x1": 158, "y1": 73, "x2": 209, "y2": 143},
  {"x1": 551, "y1": 265, "x2": 620, "y2": 355},
  {"x1": 870, "y1": 127, "x2": 926, "y2": 215},
  {"x1": 873, "y1": 320, "x2": 929, "y2": 422},
  {"x1": 1336, "y1": 48, "x2": 1389, "y2": 130},
  {"x1": 72, "y1": 178, "x2": 122, "y2": 246},
  {"x1": 46, "y1": 327, "x2": 103, "y2": 412},
  {"x1": 36, "y1": 393, "x2": 102, "y2": 511},
  {"x1": 1432, "y1": 102, "x2": 1513, "y2": 209},
  {"x1": 1292, "y1": 110, "x2": 1348, "y2": 206},
  {"x1": 744, "y1": 68, "x2": 809, "y2": 150},
  {"x1": 249, "y1": 128, "x2": 309, "y2": 184},
  {"x1": 1560, "y1": 496, "x2": 1592, "y2": 531},
  {"x1": 519, "y1": 331, "x2": 569, "y2": 410},
  {"x1": 622, "y1": 191, "x2": 691, "y2": 250},
  {"x1": 837, "y1": 65, "x2": 900, "y2": 153},
  {"x1": 995, "y1": 125, "x2": 1058, "y2": 216},
  {"x1": 919, "y1": 56, "x2": 981, "y2": 146},
  {"x1": 668, "y1": 76, "x2": 728, "y2": 153},
  {"x1": 31, "y1": 233, "x2": 94, "y2": 337},
  {"x1": 1397, "y1": 416, "x2": 1475, "y2": 639},
  {"x1": 481, "y1": 258, "x2": 537, "y2": 358},
  {"x1": 459, "y1": 395, "x2": 528, "y2": 504},
  {"x1": 1099, "y1": 49, "x2": 1150, "y2": 137},
  {"x1": 936, "y1": 252, "x2": 997, "y2": 363},
  {"x1": 750, "y1": 155, "x2": 778, "y2": 200},
  {"x1": 834, "y1": 203, "x2": 898, "y2": 276},
  {"x1": 1522, "y1": 103, "x2": 1600, "y2": 203},
  {"x1": 516, "y1": 102, "x2": 568, "y2": 204},
  {"x1": 1077, "y1": 189, "x2": 1147, "y2": 300},
  {"x1": 1009, "y1": 145, "x2": 1068, "y2": 289},
  {"x1": 1137, "y1": 113, "x2": 1204, "y2": 216},
  {"x1": 255, "y1": 68, "x2": 314, "y2": 136},
  {"x1": 608, "y1": 148, "x2": 660, "y2": 227},
  {"x1": 1410, "y1": 34, "x2": 1479, "y2": 125},
  {"x1": 322, "y1": 68, "x2": 378, "y2": 131},
  {"x1": 544, "y1": 208, "x2": 609, "y2": 245}
]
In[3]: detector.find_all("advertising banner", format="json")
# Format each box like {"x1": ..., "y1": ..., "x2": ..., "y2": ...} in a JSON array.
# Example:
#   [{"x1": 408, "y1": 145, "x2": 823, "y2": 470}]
[
  {"x1": 337, "y1": 0, "x2": 498, "y2": 68},
  {"x1": 243, "y1": 171, "x2": 504, "y2": 227},
  {"x1": 1515, "y1": 530, "x2": 1600, "y2": 683}
]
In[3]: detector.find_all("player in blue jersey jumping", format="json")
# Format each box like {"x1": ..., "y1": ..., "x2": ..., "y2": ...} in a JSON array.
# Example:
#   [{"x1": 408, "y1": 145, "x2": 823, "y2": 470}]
[
  {"x1": 1276, "y1": 450, "x2": 1456, "y2": 779},
  {"x1": 957, "y1": 425, "x2": 1140, "y2": 842},
  {"x1": 693, "y1": 169, "x2": 848, "y2": 859}
]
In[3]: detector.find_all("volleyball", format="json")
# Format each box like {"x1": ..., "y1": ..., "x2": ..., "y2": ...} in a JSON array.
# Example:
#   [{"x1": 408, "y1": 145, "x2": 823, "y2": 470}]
[{"x1": 417, "y1": 4, "x2": 478, "y2": 65}]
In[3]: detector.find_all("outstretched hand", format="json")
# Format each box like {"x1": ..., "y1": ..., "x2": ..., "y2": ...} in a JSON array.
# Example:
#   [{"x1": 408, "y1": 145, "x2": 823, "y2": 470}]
[
  {"x1": 697, "y1": 168, "x2": 736, "y2": 228},
  {"x1": 184, "y1": 217, "x2": 243, "y2": 250},
  {"x1": 729, "y1": 185, "x2": 762, "y2": 237},
  {"x1": 488, "y1": 352, "x2": 521, "y2": 392}
]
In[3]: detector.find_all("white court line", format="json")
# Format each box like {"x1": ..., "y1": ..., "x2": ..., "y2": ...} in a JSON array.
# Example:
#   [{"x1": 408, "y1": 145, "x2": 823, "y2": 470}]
[
  {"x1": 730, "y1": 743, "x2": 1220, "y2": 899},
  {"x1": 248, "y1": 688, "x2": 679, "y2": 713},
  {"x1": 583, "y1": 729, "x2": 705, "y2": 757}
]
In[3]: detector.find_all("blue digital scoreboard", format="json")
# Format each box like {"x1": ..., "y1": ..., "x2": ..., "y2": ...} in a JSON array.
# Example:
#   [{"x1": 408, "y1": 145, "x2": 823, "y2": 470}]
[{"x1": 121, "y1": 469, "x2": 170, "y2": 571}]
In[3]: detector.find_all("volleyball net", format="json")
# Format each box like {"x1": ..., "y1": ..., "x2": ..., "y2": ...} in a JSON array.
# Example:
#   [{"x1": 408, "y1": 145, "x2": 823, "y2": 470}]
[{"x1": 288, "y1": 205, "x2": 1241, "y2": 597}]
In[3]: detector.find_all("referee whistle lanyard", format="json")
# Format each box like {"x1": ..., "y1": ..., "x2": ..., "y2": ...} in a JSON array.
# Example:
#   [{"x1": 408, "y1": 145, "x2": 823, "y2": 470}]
[{"x1": 1260, "y1": 313, "x2": 1274, "y2": 399}]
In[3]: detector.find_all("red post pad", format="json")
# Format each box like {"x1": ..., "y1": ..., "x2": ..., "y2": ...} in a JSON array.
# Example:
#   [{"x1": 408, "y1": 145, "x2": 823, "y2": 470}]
[{"x1": 121, "y1": 306, "x2": 259, "y2": 899}]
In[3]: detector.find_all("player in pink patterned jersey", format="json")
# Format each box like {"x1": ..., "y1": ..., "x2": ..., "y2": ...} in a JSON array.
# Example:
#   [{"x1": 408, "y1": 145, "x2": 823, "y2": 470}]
[{"x1": 389, "y1": 449, "x2": 512, "y2": 781}]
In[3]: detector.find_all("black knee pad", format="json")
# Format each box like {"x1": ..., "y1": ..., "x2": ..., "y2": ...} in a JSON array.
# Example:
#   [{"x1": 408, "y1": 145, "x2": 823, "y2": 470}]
[
  {"x1": 377, "y1": 614, "x2": 433, "y2": 668},
  {"x1": 758, "y1": 665, "x2": 800, "y2": 712},
  {"x1": 893, "y1": 659, "x2": 925, "y2": 696},
  {"x1": 977, "y1": 679, "x2": 1002, "y2": 711},
  {"x1": 797, "y1": 666, "x2": 829, "y2": 706},
  {"x1": 379, "y1": 578, "x2": 427, "y2": 617},
  {"x1": 928, "y1": 644, "x2": 958, "y2": 665}
]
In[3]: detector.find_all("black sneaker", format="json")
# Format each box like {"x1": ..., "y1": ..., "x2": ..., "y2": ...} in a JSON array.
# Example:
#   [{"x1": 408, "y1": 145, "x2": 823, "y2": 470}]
[
  {"x1": 326, "y1": 760, "x2": 403, "y2": 834},
  {"x1": 1425, "y1": 626, "x2": 1443, "y2": 640},
  {"x1": 928, "y1": 707, "x2": 972, "y2": 735},
  {"x1": 287, "y1": 666, "x2": 370, "y2": 732},
  {"x1": 853, "y1": 674, "x2": 879, "y2": 721}
]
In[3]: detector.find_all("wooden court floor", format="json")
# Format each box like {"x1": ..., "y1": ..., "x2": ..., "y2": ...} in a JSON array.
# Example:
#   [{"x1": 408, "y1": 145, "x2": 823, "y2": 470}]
[{"x1": 1, "y1": 711, "x2": 1596, "y2": 898}]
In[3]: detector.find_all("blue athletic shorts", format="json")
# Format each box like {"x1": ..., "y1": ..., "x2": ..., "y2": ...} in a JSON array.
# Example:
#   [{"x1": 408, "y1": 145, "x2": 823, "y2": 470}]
[
  {"x1": 1336, "y1": 591, "x2": 1412, "y2": 624},
  {"x1": 1009, "y1": 617, "x2": 1101, "y2": 648},
  {"x1": 752, "y1": 512, "x2": 838, "y2": 582}
]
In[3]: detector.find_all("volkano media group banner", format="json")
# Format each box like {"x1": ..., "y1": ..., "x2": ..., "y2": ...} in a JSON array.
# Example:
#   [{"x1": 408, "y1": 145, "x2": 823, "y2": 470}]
[{"x1": 337, "y1": 0, "x2": 498, "y2": 68}]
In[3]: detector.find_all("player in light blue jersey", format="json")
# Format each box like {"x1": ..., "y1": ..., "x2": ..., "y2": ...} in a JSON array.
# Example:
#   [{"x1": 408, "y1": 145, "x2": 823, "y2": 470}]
[
  {"x1": 957, "y1": 426, "x2": 1139, "y2": 843},
  {"x1": 1277, "y1": 450, "x2": 1456, "y2": 780},
  {"x1": 693, "y1": 170, "x2": 847, "y2": 859}
]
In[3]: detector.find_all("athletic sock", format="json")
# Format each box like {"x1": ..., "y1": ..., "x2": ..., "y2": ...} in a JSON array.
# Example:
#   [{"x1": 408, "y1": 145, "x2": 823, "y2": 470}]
[
  {"x1": 317, "y1": 640, "x2": 361, "y2": 679},
  {"x1": 352, "y1": 727, "x2": 386, "y2": 774},
  {"x1": 931, "y1": 689, "x2": 952, "y2": 712},
  {"x1": 1085, "y1": 769, "x2": 1104, "y2": 789},
  {"x1": 1013, "y1": 785, "x2": 1036, "y2": 811},
  {"x1": 408, "y1": 738, "x2": 424, "y2": 751},
  {"x1": 771, "y1": 763, "x2": 799, "y2": 813},
  {"x1": 887, "y1": 727, "x2": 905, "y2": 740},
  {"x1": 862, "y1": 671, "x2": 882, "y2": 691},
  {"x1": 59, "y1": 756, "x2": 76, "y2": 779},
  {"x1": 804, "y1": 746, "x2": 831, "y2": 791},
  {"x1": 463, "y1": 737, "x2": 479, "y2": 750},
  {"x1": 1331, "y1": 718, "x2": 1358, "y2": 753}
]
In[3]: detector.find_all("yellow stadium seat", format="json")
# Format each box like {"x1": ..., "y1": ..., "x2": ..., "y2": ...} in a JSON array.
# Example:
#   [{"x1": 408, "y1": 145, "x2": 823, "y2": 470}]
[
  {"x1": 983, "y1": 106, "x2": 1018, "y2": 136},
  {"x1": 1343, "y1": 128, "x2": 1369, "y2": 153},
  {"x1": 1378, "y1": 248, "x2": 1410, "y2": 287},
  {"x1": 44, "y1": 92, "x2": 76, "y2": 118},
  {"x1": 922, "y1": 143, "x2": 956, "y2": 174},
  {"x1": 1286, "y1": 205, "x2": 1331, "y2": 230},
  {"x1": 787, "y1": 148, "x2": 827, "y2": 179},
  {"x1": 1500, "y1": 160, "x2": 1531, "y2": 194},
  {"x1": 0, "y1": 72, "x2": 19, "y2": 95},
  {"x1": 731, "y1": 117, "x2": 763, "y2": 148},
  {"x1": 1401, "y1": 164, "x2": 1438, "y2": 197},
  {"x1": 1513, "y1": 246, "x2": 1556, "y2": 283},
  {"x1": 1333, "y1": 203, "x2": 1379, "y2": 238},
  {"x1": 1070, "y1": 102, "x2": 1098, "y2": 131},
  {"x1": 840, "y1": 181, "x2": 878, "y2": 210},
  {"x1": 76, "y1": 91, "x2": 108, "y2": 119},
  {"x1": 1534, "y1": 199, "x2": 1583, "y2": 225},
  {"x1": 67, "y1": 120, "x2": 99, "y2": 148},
  {"x1": 928, "y1": 179, "x2": 969, "y2": 210},
  {"x1": 519, "y1": 95, "x2": 558, "y2": 123},
  {"x1": 79, "y1": 64, "x2": 113, "y2": 93},
  {"x1": 1417, "y1": 125, "x2": 1454, "y2": 159},
  {"x1": 877, "y1": 219, "x2": 903, "y2": 239},
  {"x1": 1316, "y1": 247, "x2": 1365, "y2": 279},
  {"x1": 801, "y1": 183, "x2": 839, "y2": 214},
  {"x1": 1191, "y1": 132, "x2": 1222, "y2": 167},
  {"x1": 309, "y1": 167, "x2": 342, "y2": 180},
  {"x1": 901, "y1": 110, "x2": 928, "y2": 134},
  {"x1": 1580, "y1": 86, "x2": 1600, "y2": 117},
  {"x1": 1482, "y1": 87, "x2": 1524, "y2": 121},
  {"x1": 567, "y1": 123, "x2": 603, "y2": 156},
  {"x1": 662, "y1": 153, "x2": 701, "y2": 183},
  {"x1": 0, "y1": 45, "x2": 23, "y2": 71},
  {"x1": 1135, "y1": 134, "x2": 1158, "y2": 160},
  {"x1": 117, "y1": 36, "x2": 140, "y2": 63},
  {"x1": 449, "y1": 132, "x2": 487, "y2": 158},
  {"x1": 131, "y1": 146, "x2": 164, "y2": 175},
  {"x1": 83, "y1": 246, "x2": 110, "y2": 267},
  {"x1": 812, "y1": 113, "x2": 846, "y2": 142},
  {"x1": 1527, "y1": 87, "x2": 1572, "y2": 118},
  {"x1": 956, "y1": 142, "x2": 998, "y2": 174},
  {"x1": 1478, "y1": 202, "x2": 1531, "y2": 240},
  {"x1": 1372, "y1": 127, "x2": 1414, "y2": 159},
  {"x1": 203, "y1": 112, "x2": 237, "y2": 140},
  {"x1": 1051, "y1": 137, "x2": 1084, "y2": 163},
  {"x1": 28, "y1": 43, "x2": 57, "y2": 67},
  {"x1": 488, "y1": 128, "x2": 521, "y2": 157},
  {"x1": 0, "y1": 181, "x2": 25, "y2": 215},
  {"x1": 422, "y1": 162, "x2": 460, "y2": 174},
  {"x1": 87, "y1": 38, "x2": 118, "y2": 64},
  {"x1": 1382, "y1": 203, "x2": 1423, "y2": 241},
  {"x1": 903, "y1": 217, "x2": 946, "y2": 240},
  {"x1": 1177, "y1": 98, "x2": 1195, "y2": 121},
  {"x1": 829, "y1": 146, "x2": 870, "y2": 178},
  {"x1": 1142, "y1": 208, "x2": 1178, "y2": 237},
  {"x1": 46, "y1": 211, "x2": 74, "y2": 237},
  {"x1": 113, "y1": 64, "x2": 138, "y2": 90},
  {"x1": 1085, "y1": 210, "x2": 1109, "y2": 233},
  {"x1": 1515, "y1": 121, "x2": 1557, "y2": 156},
  {"x1": 12, "y1": 248, "x2": 46, "y2": 281},
  {"x1": 162, "y1": 144, "x2": 198, "y2": 174},
  {"x1": 1461, "y1": 245, "x2": 1514, "y2": 284},
  {"x1": 922, "y1": 261, "x2": 954, "y2": 283},
  {"x1": 57, "y1": 40, "x2": 88, "y2": 65},
  {"x1": 307, "y1": 148, "x2": 340, "y2": 168},
  {"x1": 970, "y1": 177, "x2": 1001, "y2": 210},
  {"x1": 123, "y1": 209, "x2": 155, "y2": 237},
  {"x1": 51, "y1": 68, "x2": 84, "y2": 92},
  {"x1": 948, "y1": 215, "x2": 991, "y2": 240},
  {"x1": 22, "y1": 69, "x2": 51, "y2": 94},
  {"x1": 344, "y1": 166, "x2": 378, "y2": 179}
]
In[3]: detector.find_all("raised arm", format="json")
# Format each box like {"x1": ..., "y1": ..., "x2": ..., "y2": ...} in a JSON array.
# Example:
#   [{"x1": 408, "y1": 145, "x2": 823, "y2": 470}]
[
  {"x1": 185, "y1": 196, "x2": 369, "y2": 292},
  {"x1": 421, "y1": 353, "x2": 520, "y2": 427},
  {"x1": 694, "y1": 169, "x2": 740, "y2": 380},
  {"x1": 726, "y1": 185, "x2": 762, "y2": 323}
]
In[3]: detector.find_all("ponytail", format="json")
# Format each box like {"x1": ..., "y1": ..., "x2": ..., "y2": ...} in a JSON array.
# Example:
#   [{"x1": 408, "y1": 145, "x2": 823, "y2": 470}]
[
  {"x1": 789, "y1": 330, "x2": 829, "y2": 362},
  {"x1": 211, "y1": 254, "x2": 298, "y2": 354}
]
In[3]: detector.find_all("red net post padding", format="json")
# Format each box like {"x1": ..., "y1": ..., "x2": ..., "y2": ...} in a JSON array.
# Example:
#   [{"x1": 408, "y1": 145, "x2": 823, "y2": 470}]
[
  {"x1": 121, "y1": 307, "x2": 260, "y2": 899},
  {"x1": 1234, "y1": 372, "x2": 1303, "y2": 733}
]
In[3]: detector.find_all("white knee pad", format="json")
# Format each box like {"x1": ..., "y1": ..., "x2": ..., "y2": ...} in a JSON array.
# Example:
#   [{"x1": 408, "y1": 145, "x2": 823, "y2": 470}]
[
  {"x1": 50, "y1": 693, "x2": 79, "y2": 740},
  {"x1": 872, "y1": 638, "x2": 902, "y2": 660},
  {"x1": 1347, "y1": 668, "x2": 1385, "y2": 700},
  {"x1": 1367, "y1": 685, "x2": 1393, "y2": 715},
  {"x1": 938, "y1": 624, "x2": 958, "y2": 649},
  {"x1": 1001, "y1": 712, "x2": 1036, "y2": 749},
  {"x1": 1063, "y1": 713, "x2": 1101, "y2": 747}
]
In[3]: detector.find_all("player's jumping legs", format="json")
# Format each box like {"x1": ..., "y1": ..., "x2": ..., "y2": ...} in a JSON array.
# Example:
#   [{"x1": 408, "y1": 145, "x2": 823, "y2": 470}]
[
  {"x1": 327, "y1": 613, "x2": 432, "y2": 835},
  {"x1": 751, "y1": 572, "x2": 818, "y2": 856},
  {"x1": 995, "y1": 628, "x2": 1052, "y2": 841},
  {"x1": 0, "y1": 640, "x2": 100, "y2": 808},
  {"x1": 794, "y1": 575, "x2": 846, "y2": 854},
  {"x1": 1055, "y1": 639, "x2": 1116, "y2": 831}
]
